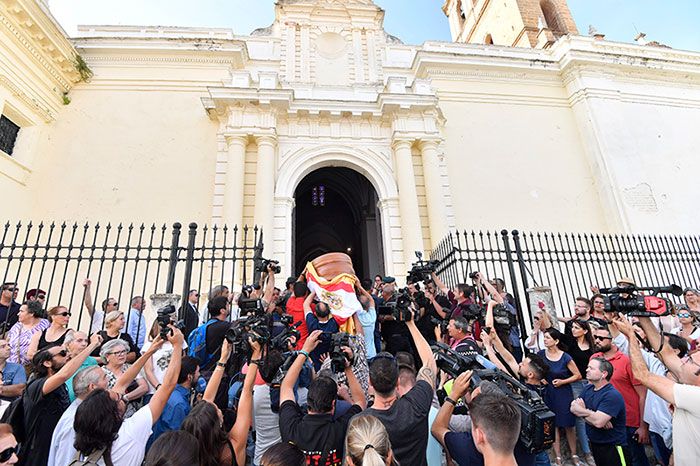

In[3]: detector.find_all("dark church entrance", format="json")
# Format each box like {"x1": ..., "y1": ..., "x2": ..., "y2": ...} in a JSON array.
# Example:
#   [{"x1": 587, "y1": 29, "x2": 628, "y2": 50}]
[{"x1": 293, "y1": 167, "x2": 384, "y2": 279}]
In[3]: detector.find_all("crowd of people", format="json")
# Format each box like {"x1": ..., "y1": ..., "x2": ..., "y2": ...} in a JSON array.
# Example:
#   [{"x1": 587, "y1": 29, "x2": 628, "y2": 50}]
[{"x1": 0, "y1": 268, "x2": 698, "y2": 466}]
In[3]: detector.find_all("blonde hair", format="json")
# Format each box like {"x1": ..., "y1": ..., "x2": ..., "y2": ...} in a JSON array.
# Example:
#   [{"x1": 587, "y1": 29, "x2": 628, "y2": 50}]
[
  {"x1": 105, "y1": 310, "x2": 123, "y2": 326},
  {"x1": 344, "y1": 415, "x2": 394, "y2": 466}
]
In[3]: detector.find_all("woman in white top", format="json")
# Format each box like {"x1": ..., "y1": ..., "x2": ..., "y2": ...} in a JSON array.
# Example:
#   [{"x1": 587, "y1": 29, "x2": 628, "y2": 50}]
[
  {"x1": 143, "y1": 319, "x2": 187, "y2": 397},
  {"x1": 525, "y1": 309, "x2": 551, "y2": 352}
]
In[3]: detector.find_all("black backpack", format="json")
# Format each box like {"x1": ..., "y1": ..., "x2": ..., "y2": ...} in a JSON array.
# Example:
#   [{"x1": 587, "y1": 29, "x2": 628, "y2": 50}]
[{"x1": 0, "y1": 378, "x2": 38, "y2": 443}]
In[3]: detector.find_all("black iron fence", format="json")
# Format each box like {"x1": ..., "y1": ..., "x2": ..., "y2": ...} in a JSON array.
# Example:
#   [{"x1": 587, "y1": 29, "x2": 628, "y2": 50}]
[
  {"x1": 0, "y1": 221, "x2": 263, "y2": 333},
  {"x1": 431, "y1": 230, "x2": 700, "y2": 337}
]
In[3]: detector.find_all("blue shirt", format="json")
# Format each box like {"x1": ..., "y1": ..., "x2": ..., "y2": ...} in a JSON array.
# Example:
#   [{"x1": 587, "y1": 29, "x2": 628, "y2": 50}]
[
  {"x1": 580, "y1": 382, "x2": 627, "y2": 446},
  {"x1": 127, "y1": 308, "x2": 148, "y2": 349},
  {"x1": 1, "y1": 361, "x2": 26, "y2": 400},
  {"x1": 147, "y1": 385, "x2": 191, "y2": 450},
  {"x1": 305, "y1": 314, "x2": 339, "y2": 370},
  {"x1": 357, "y1": 307, "x2": 377, "y2": 359}
]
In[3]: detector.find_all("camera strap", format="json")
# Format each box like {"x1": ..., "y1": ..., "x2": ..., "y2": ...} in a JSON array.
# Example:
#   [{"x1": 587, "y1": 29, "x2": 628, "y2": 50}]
[{"x1": 650, "y1": 320, "x2": 665, "y2": 354}]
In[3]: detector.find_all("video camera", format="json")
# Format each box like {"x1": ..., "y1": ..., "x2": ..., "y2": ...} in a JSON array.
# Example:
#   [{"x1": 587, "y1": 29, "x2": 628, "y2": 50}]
[
  {"x1": 238, "y1": 297, "x2": 265, "y2": 316},
  {"x1": 431, "y1": 343, "x2": 555, "y2": 453},
  {"x1": 256, "y1": 257, "x2": 281, "y2": 274},
  {"x1": 598, "y1": 283, "x2": 683, "y2": 317},
  {"x1": 156, "y1": 304, "x2": 185, "y2": 340},
  {"x1": 329, "y1": 332, "x2": 352, "y2": 373},
  {"x1": 377, "y1": 288, "x2": 418, "y2": 321},
  {"x1": 269, "y1": 317, "x2": 301, "y2": 351},
  {"x1": 407, "y1": 251, "x2": 440, "y2": 284},
  {"x1": 225, "y1": 313, "x2": 270, "y2": 355}
]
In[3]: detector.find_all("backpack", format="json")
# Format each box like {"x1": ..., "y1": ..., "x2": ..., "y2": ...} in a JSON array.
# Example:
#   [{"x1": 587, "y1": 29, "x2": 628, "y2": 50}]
[
  {"x1": 0, "y1": 377, "x2": 39, "y2": 443},
  {"x1": 69, "y1": 447, "x2": 114, "y2": 466},
  {"x1": 188, "y1": 319, "x2": 218, "y2": 368}
]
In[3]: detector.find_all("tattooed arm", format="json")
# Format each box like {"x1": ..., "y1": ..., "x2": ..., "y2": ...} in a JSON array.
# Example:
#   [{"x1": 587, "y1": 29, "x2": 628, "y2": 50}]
[{"x1": 407, "y1": 318, "x2": 437, "y2": 389}]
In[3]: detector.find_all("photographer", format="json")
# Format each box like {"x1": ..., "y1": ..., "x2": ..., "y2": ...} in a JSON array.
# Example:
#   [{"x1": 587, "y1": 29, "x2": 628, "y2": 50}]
[
  {"x1": 431, "y1": 272, "x2": 477, "y2": 320},
  {"x1": 447, "y1": 316, "x2": 480, "y2": 356},
  {"x1": 279, "y1": 330, "x2": 367, "y2": 465},
  {"x1": 366, "y1": 305, "x2": 436, "y2": 466},
  {"x1": 303, "y1": 291, "x2": 339, "y2": 371},
  {"x1": 432, "y1": 371, "x2": 523, "y2": 466}
]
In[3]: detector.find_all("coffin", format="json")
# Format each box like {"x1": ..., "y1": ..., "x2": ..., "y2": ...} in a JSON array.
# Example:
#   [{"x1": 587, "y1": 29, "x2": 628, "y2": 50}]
[{"x1": 310, "y1": 252, "x2": 355, "y2": 280}]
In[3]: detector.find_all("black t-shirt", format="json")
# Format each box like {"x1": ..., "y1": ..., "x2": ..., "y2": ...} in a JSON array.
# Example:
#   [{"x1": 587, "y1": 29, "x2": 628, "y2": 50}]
[
  {"x1": 444, "y1": 430, "x2": 536, "y2": 466},
  {"x1": 19, "y1": 376, "x2": 70, "y2": 466},
  {"x1": 416, "y1": 295, "x2": 451, "y2": 343},
  {"x1": 279, "y1": 400, "x2": 362, "y2": 466},
  {"x1": 205, "y1": 320, "x2": 230, "y2": 354},
  {"x1": 91, "y1": 331, "x2": 141, "y2": 358},
  {"x1": 559, "y1": 330, "x2": 594, "y2": 378},
  {"x1": 366, "y1": 379, "x2": 433, "y2": 466},
  {"x1": 0, "y1": 301, "x2": 20, "y2": 333}
]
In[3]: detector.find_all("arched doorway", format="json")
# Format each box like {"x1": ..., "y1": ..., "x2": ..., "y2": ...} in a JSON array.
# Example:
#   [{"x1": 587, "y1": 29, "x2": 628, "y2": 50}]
[{"x1": 293, "y1": 167, "x2": 384, "y2": 279}]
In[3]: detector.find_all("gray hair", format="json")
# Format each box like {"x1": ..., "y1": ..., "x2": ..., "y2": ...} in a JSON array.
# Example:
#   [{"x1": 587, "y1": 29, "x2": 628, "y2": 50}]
[
  {"x1": 64, "y1": 330, "x2": 87, "y2": 347},
  {"x1": 73, "y1": 366, "x2": 103, "y2": 398},
  {"x1": 478, "y1": 380, "x2": 503, "y2": 396},
  {"x1": 100, "y1": 338, "x2": 129, "y2": 360},
  {"x1": 209, "y1": 285, "x2": 228, "y2": 299}
]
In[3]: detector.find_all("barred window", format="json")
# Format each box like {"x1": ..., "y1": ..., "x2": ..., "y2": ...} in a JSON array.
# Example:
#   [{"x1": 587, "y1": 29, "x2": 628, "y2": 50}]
[{"x1": 0, "y1": 114, "x2": 20, "y2": 156}]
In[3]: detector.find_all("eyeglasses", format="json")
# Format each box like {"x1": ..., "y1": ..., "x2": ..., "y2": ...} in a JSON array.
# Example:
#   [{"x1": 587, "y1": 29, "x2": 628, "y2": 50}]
[
  {"x1": 594, "y1": 335, "x2": 612, "y2": 341},
  {"x1": 108, "y1": 350, "x2": 128, "y2": 357},
  {"x1": 681, "y1": 355, "x2": 700, "y2": 377},
  {"x1": 0, "y1": 445, "x2": 17, "y2": 462},
  {"x1": 57, "y1": 312, "x2": 72, "y2": 317},
  {"x1": 51, "y1": 349, "x2": 68, "y2": 359}
]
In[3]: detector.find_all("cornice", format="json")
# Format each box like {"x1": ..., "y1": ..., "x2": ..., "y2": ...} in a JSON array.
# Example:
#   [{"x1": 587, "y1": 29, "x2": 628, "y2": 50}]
[
  {"x1": 0, "y1": 0, "x2": 81, "y2": 91},
  {"x1": 0, "y1": 73, "x2": 55, "y2": 121}
]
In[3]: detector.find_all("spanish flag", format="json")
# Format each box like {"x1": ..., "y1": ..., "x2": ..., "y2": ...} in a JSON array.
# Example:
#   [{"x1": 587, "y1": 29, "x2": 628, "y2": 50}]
[{"x1": 305, "y1": 261, "x2": 360, "y2": 332}]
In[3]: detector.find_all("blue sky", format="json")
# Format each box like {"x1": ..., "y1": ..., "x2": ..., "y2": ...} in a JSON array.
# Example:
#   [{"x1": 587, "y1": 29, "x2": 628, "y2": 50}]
[{"x1": 51, "y1": 0, "x2": 700, "y2": 52}]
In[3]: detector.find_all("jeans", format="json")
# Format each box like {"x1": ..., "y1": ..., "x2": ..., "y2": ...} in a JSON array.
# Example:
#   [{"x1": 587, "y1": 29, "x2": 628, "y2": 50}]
[
  {"x1": 649, "y1": 431, "x2": 671, "y2": 466},
  {"x1": 626, "y1": 427, "x2": 650, "y2": 466},
  {"x1": 534, "y1": 451, "x2": 551, "y2": 466},
  {"x1": 571, "y1": 380, "x2": 591, "y2": 455}
]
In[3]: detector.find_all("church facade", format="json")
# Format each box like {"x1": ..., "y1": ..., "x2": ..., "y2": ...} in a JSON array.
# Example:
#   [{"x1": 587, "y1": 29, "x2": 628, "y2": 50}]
[{"x1": 1, "y1": 0, "x2": 700, "y2": 279}]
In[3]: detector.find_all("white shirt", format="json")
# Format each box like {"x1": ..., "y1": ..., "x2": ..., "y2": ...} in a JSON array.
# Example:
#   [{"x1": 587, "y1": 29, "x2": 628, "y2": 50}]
[
  {"x1": 141, "y1": 340, "x2": 187, "y2": 394},
  {"x1": 670, "y1": 326, "x2": 700, "y2": 341},
  {"x1": 672, "y1": 383, "x2": 700, "y2": 466},
  {"x1": 48, "y1": 398, "x2": 82, "y2": 466},
  {"x1": 91, "y1": 310, "x2": 105, "y2": 333},
  {"x1": 74, "y1": 404, "x2": 154, "y2": 466}
]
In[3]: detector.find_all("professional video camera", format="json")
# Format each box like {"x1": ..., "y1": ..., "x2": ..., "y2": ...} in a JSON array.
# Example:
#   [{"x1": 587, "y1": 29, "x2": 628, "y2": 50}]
[
  {"x1": 376, "y1": 288, "x2": 418, "y2": 321},
  {"x1": 431, "y1": 343, "x2": 555, "y2": 453},
  {"x1": 471, "y1": 369, "x2": 555, "y2": 453},
  {"x1": 225, "y1": 313, "x2": 270, "y2": 355},
  {"x1": 491, "y1": 303, "x2": 517, "y2": 329},
  {"x1": 238, "y1": 297, "x2": 265, "y2": 316},
  {"x1": 156, "y1": 304, "x2": 185, "y2": 340},
  {"x1": 329, "y1": 332, "x2": 351, "y2": 373},
  {"x1": 269, "y1": 317, "x2": 301, "y2": 351},
  {"x1": 407, "y1": 251, "x2": 440, "y2": 284},
  {"x1": 599, "y1": 283, "x2": 683, "y2": 317},
  {"x1": 430, "y1": 316, "x2": 449, "y2": 335},
  {"x1": 256, "y1": 257, "x2": 281, "y2": 274}
]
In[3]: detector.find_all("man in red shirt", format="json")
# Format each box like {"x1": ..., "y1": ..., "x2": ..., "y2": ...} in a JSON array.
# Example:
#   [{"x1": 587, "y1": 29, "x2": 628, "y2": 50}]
[
  {"x1": 285, "y1": 281, "x2": 314, "y2": 349},
  {"x1": 591, "y1": 325, "x2": 650, "y2": 466}
]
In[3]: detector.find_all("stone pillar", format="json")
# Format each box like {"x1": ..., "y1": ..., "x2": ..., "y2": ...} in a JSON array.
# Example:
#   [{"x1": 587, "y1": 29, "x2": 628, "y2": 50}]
[
  {"x1": 419, "y1": 139, "x2": 449, "y2": 244},
  {"x1": 223, "y1": 135, "x2": 248, "y2": 229},
  {"x1": 253, "y1": 135, "x2": 277, "y2": 239},
  {"x1": 392, "y1": 139, "x2": 424, "y2": 267}
]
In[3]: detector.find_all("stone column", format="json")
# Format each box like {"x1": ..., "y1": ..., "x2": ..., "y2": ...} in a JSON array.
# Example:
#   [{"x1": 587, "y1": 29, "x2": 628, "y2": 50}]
[
  {"x1": 253, "y1": 135, "x2": 277, "y2": 239},
  {"x1": 392, "y1": 138, "x2": 424, "y2": 267},
  {"x1": 223, "y1": 135, "x2": 248, "y2": 229},
  {"x1": 419, "y1": 139, "x2": 449, "y2": 244}
]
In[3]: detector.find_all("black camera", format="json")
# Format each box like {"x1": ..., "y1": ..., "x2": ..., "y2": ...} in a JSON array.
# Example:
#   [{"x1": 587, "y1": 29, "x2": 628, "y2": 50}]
[
  {"x1": 377, "y1": 288, "x2": 417, "y2": 321},
  {"x1": 430, "y1": 316, "x2": 449, "y2": 334},
  {"x1": 407, "y1": 251, "x2": 440, "y2": 284},
  {"x1": 238, "y1": 298, "x2": 265, "y2": 316},
  {"x1": 432, "y1": 343, "x2": 555, "y2": 454},
  {"x1": 156, "y1": 305, "x2": 185, "y2": 340},
  {"x1": 492, "y1": 303, "x2": 516, "y2": 328},
  {"x1": 599, "y1": 284, "x2": 682, "y2": 317},
  {"x1": 330, "y1": 332, "x2": 351, "y2": 373},
  {"x1": 225, "y1": 314, "x2": 270, "y2": 355},
  {"x1": 468, "y1": 271, "x2": 480, "y2": 280},
  {"x1": 256, "y1": 258, "x2": 281, "y2": 274},
  {"x1": 270, "y1": 320, "x2": 301, "y2": 351}
]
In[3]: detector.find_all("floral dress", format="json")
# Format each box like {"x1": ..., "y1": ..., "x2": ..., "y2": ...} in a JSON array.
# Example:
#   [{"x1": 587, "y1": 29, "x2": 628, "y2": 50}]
[
  {"x1": 103, "y1": 363, "x2": 143, "y2": 418},
  {"x1": 7, "y1": 319, "x2": 50, "y2": 366}
]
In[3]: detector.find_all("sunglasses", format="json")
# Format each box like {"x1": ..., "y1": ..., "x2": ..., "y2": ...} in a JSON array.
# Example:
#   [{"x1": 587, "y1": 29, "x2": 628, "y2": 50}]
[
  {"x1": 0, "y1": 445, "x2": 17, "y2": 462},
  {"x1": 57, "y1": 312, "x2": 72, "y2": 317},
  {"x1": 2, "y1": 287, "x2": 18, "y2": 292},
  {"x1": 678, "y1": 313, "x2": 691, "y2": 318},
  {"x1": 37, "y1": 294, "x2": 46, "y2": 299},
  {"x1": 594, "y1": 335, "x2": 612, "y2": 341},
  {"x1": 51, "y1": 349, "x2": 68, "y2": 358}
]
